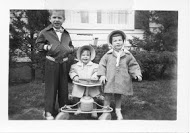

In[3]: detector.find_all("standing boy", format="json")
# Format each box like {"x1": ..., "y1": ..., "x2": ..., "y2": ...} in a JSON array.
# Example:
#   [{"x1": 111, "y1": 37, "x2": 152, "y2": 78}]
[{"x1": 36, "y1": 10, "x2": 74, "y2": 120}]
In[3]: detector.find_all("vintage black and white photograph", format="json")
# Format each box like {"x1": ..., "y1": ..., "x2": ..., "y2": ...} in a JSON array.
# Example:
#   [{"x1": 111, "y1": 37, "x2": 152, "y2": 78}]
[
  {"x1": 9, "y1": 9, "x2": 178, "y2": 120},
  {"x1": 1, "y1": 0, "x2": 189, "y2": 132}
]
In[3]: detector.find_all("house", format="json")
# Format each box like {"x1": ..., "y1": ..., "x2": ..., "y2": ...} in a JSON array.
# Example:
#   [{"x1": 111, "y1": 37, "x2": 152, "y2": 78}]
[{"x1": 63, "y1": 10, "x2": 144, "y2": 48}]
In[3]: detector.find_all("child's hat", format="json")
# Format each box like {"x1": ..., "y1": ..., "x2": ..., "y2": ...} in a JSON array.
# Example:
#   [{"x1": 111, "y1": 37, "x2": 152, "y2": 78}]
[
  {"x1": 107, "y1": 30, "x2": 126, "y2": 45},
  {"x1": 76, "y1": 45, "x2": 96, "y2": 61}
]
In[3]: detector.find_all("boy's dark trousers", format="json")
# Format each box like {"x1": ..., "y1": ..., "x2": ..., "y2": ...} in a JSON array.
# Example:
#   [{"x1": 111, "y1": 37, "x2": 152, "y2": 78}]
[{"x1": 45, "y1": 59, "x2": 68, "y2": 116}]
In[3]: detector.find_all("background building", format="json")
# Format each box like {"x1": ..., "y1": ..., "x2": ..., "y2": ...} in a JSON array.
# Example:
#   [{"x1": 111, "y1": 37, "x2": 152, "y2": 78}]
[{"x1": 63, "y1": 10, "x2": 144, "y2": 47}]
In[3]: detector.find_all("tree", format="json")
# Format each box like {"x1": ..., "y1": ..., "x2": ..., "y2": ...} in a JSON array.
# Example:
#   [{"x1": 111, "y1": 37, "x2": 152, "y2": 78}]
[
  {"x1": 152, "y1": 11, "x2": 178, "y2": 52},
  {"x1": 131, "y1": 11, "x2": 178, "y2": 52},
  {"x1": 129, "y1": 11, "x2": 178, "y2": 79},
  {"x1": 132, "y1": 11, "x2": 154, "y2": 51},
  {"x1": 135, "y1": 10, "x2": 150, "y2": 30},
  {"x1": 10, "y1": 10, "x2": 50, "y2": 81}
]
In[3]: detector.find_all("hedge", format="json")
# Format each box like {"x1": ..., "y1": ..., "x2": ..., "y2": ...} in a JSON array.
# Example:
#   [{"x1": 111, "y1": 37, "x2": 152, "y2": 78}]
[
  {"x1": 131, "y1": 50, "x2": 177, "y2": 80},
  {"x1": 92, "y1": 44, "x2": 177, "y2": 80}
]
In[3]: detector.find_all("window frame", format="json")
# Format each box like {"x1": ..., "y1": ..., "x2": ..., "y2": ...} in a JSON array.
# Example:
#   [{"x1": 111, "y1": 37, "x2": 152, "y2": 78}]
[{"x1": 64, "y1": 10, "x2": 135, "y2": 30}]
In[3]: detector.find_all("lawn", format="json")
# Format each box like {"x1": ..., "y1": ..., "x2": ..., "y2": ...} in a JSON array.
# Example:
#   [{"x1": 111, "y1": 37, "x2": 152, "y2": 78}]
[{"x1": 8, "y1": 79, "x2": 177, "y2": 120}]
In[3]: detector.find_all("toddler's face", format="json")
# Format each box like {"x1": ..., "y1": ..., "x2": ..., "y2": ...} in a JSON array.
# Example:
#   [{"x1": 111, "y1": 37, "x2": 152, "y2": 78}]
[
  {"x1": 80, "y1": 50, "x2": 91, "y2": 64},
  {"x1": 49, "y1": 11, "x2": 65, "y2": 29},
  {"x1": 112, "y1": 35, "x2": 124, "y2": 52}
]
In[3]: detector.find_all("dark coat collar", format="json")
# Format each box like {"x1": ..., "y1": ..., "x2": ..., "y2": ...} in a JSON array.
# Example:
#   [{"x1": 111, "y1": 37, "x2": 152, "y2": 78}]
[{"x1": 44, "y1": 24, "x2": 67, "y2": 33}]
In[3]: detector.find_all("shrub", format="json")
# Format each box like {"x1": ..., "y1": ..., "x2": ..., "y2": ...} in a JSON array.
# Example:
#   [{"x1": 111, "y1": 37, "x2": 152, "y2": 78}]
[
  {"x1": 93, "y1": 44, "x2": 109, "y2": 63},
  {"x1": 131, "y1": 51, "x2": 177, "y2": 80}
]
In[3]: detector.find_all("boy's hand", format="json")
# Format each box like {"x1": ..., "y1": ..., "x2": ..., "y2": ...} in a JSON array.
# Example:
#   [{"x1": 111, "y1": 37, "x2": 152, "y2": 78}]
[
  {"x1": 100, "y1": 76, "x2": 107, "y2": 84},
  {"x1": 73, "y1": 76, "x2": 79, "y2": 82},
  {"x1": 44, "y1": 44, "x2": 52, "y2": 51},
  {"x1": 47, "y1": 44, "x2": 52, "y2": 50},
  {"x1": 135, "y1": 75, "x2": 142, "y2": 81}
]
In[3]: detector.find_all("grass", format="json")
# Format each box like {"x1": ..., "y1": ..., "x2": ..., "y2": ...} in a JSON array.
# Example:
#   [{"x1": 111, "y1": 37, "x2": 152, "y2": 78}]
[
  {"x1": 8, "y1": 79, "x2": 177, "y2": 120},
  {"x1": 122, "y1": 79, "x2": 177, "y2": 120}
]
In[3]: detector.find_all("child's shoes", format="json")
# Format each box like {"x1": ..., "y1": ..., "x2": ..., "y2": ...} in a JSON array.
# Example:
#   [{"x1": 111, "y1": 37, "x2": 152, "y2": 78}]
[
  {"x1": 115, "y1": 108, "x2": 123, "y2": 120},
  {"x1": 55, "y1": 112, "x2": 70, "y2": 120},
  {"x1": 91, "y1": 112, "x2": 98, "y2": 118},
  {"x1": 98, "y1": 112, "x2": 112, "y2": 120},
  {"x1": 43, "y1": 112, "x2": 54, "y2": 120},
  {"x1": 74, "y1": 108, "x2": 81, "y2": 115}
]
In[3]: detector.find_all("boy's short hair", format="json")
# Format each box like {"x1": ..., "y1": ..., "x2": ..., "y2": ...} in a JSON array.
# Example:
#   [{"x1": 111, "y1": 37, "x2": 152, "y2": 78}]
[
  {"x1": 109, "y1": 33, "x2": 125, "y2": 44},
  {"x1": 48, "y1": 10, "x2": 65, "y2": 18}
]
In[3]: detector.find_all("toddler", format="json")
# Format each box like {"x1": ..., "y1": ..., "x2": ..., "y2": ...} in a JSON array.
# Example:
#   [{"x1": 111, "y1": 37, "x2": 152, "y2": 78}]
[
  {"x1": 97, "y1": 30, "x2": 142, "y2": 120},
  {"x1": 69, "y1": 45, "x2": 100, "y2": 118}
]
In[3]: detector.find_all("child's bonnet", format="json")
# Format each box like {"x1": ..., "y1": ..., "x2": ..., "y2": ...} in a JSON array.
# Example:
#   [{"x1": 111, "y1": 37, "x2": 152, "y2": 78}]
[
  {"x1": 76, "y1": 45, "x2": 96, "y2": 62},
  {"x1": 107, "y1": 30, "x2": 130, "y2": 67}
]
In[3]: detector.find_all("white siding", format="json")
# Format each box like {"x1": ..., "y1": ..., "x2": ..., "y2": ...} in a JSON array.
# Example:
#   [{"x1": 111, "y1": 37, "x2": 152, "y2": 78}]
[
  {"x1": 64, "y1": 10, "x2": 135, "y2": 30},
  {"x1": 62, "y1": 10, "x2": 143, "y2": 47},
  {"x1": 67, "y1": 29, "x2": 144, "y2": 47}
]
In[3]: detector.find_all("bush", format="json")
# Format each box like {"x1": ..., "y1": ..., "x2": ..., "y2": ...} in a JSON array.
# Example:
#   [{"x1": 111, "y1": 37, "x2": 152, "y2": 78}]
[
  {"x1": 131, "y1": 51, "x2": 177, "y2": 80},
  {"x1": 93, "y1": 44, "x2": 109, "y2": 63}
]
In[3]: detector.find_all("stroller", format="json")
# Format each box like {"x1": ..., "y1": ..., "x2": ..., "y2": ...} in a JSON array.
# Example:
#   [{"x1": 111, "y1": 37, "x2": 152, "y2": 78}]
[{"x1": 55, "y1": 78, "x2": 113, "y2": 120}]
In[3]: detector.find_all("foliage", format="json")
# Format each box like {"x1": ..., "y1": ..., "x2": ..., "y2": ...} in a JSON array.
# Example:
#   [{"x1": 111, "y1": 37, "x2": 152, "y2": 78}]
[
  {"x1": 152, "y1": 11, "x2": 178, "y2": 52},
  {"x1": 131, "y1": 50, "x2": 177, "y2": 80},
  {"x1": 132, "y1": 11, "x2": 178, "y2": 52},
  {"x1": 92, "y1": 44, "x2": 110, "y2": 63},
  {"x1": 135, "y1": 11, "x2": 150, "y2": 30},
  {"x1": 9, "y1": 10, "x2": 50, "y2": 80},
  {"x1": 129, "y1": 11, "x2": 178, "y2": 80}
]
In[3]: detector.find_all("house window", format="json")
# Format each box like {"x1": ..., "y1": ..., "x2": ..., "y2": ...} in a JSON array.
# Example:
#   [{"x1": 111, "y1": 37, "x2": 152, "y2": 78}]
[
  {"x1": 97, "y1": 10, "x2": 128, "y2": 24},
  {"x1": 64, "y1": 10, "x2": 134, "y2": 29},
  {"x1": 81, "y1": 11, "x2": 89, "y2": 23},
  {"x1": 97, "y1": 10, "x2": 102, "y2": 23}
]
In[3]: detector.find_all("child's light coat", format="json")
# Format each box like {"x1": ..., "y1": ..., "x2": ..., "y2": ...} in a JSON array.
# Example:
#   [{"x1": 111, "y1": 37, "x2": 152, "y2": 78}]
[
  {"x1": 69, "y1": 61, "x2": 100, "y2": 98},
  {"x1": 97, "y1": 49, "x2": 142, "y2": 96}
]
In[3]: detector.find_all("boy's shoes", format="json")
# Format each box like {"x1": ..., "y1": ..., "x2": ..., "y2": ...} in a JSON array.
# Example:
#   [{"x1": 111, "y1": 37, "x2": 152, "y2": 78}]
[
  {"x1": 115, "y1": 109, "x2": 123, "y2": 120},
  {"x1": 43, "y1": 112, "x2": 54, "y2": 120},
  {"x1": 91, "y1": 112, "x2": 98, "y2": 118}
]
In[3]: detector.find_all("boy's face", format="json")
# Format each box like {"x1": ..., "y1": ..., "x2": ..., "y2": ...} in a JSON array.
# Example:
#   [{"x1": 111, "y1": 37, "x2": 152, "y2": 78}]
[
  {"x1": 49, "y1": 11, "x2": 65, "y2": 29},
  {"x1": 80, "y1": 50, "x2": 91, "y2": 64},
  {"x1": 112, "y1": 35, "x2": 124, "y2": 52}
]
